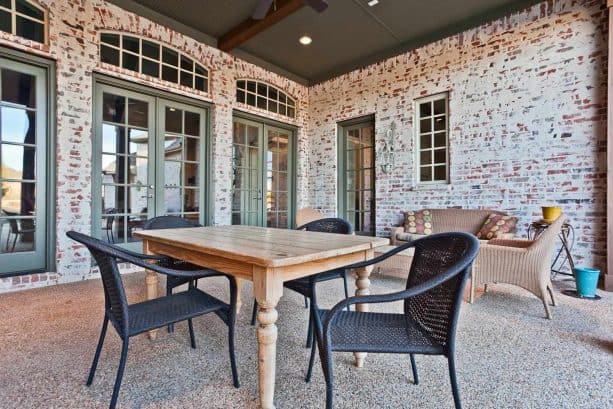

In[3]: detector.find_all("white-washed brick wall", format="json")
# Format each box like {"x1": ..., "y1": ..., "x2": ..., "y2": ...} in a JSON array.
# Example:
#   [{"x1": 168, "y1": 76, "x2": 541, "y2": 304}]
[
  {"x1": 308, "y1": 0, "x2": 607, "y2": 270},
  {"x1": 0, "y1": 0, "x2": 309, "y2": 292}
]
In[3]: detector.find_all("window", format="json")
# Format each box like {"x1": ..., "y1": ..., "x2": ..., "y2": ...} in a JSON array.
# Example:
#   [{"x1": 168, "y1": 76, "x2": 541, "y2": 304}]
[
  {"x1": 236, "y1": 80, "x2": 296, "y2": 119},
  {"x1": 0, "y1": 0, "x2": 46, "y2": 43},
  {"x1": 338, "y1": 119, "x2": 375, "y2": 236},
  {"x1": 99, "y1": 33, "x2": 209, "y2": 93},
  {"x1": 416, "y1": 93, "x2": 448, "y2": 183}
]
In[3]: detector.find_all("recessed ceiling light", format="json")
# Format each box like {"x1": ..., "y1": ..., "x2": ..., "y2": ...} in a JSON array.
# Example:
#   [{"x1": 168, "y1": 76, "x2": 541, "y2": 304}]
[
  {"x1": 367, "y1": 0, "x2": 379, "y2": 6},
  {"x1": 299, "y1": 35, "x2": 312, "y2": 45}
]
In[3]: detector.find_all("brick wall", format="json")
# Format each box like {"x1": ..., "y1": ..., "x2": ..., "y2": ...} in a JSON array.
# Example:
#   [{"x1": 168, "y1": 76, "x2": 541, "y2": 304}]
[
  {"x1": 308, "y1": 0, "x2": 608, "y2": 271},
  {"x1": 0, "y1": 0, "x2": 309, "y2": 292}
]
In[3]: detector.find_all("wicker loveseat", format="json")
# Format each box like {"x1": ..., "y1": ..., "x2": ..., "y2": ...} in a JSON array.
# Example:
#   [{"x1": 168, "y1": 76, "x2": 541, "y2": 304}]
[{"x1": 390, "y1": 208, "x2": 515, "y2": 245}]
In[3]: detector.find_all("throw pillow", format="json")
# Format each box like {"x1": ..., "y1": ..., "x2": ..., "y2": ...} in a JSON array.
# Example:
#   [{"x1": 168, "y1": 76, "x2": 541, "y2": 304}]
[
  {"x1": 403, "y1": 210, "x2": 433, "y2": 235},
  {"x1": 477, "y1": 213, "x2": 518, "y2": 240}
]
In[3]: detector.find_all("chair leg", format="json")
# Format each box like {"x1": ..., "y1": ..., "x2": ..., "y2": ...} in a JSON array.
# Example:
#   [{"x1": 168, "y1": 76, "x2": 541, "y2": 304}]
[
  {"x1": 86, "y1": 316, "x2": 109, "y2": 386},
  {"x1": 250, "y1": 301, "x2": 258, "y2": 326},
  {"x1": 188, "y1": 319, "x2": 196, "y2": 349},
  {"x1": 483, "y1": 284, "x2": 488, "y2": 293},
  {"x1": 109, "y1": 338, "x2": 129, "y2": 409},
  {"x1": 167, "y1": 285, "x2": 175, "y2": 333},
  {"x1": 410, "y1": 354, "x2": 419, "y2": 385},
  {"x1": 304, "y1": 295, "x2": 308, "y2": 309},
  {"x1": 228, "y1": 322, "x2": 240, "y2": 388},
  {"x1": 448, "y1": 354, "x2": 462, "y2": 409},
  {"x1": 342, "y1": 274, "x2": 350, "y2": 311},
  {"x1": 306, "y1": 314, "x2": 314, "y2": 348},
  {"x1": 11, "y1": 234, "x2": 17, "y2": 252},
  {"x1": 305, "y1": 334, "x2": 317, "y2": 383}
]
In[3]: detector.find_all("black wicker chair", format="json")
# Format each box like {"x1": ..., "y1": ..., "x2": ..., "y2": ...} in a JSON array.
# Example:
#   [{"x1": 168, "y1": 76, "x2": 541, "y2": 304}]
[
  {"x1": 66, "y1": 231, "x2": 239, "y2": 409},
  {"x1": 251, "y1": 218, "x2": 353, "y2": 348},
  {"x1": 308, "y1": 232, "x2": 480, "y2": 409}
]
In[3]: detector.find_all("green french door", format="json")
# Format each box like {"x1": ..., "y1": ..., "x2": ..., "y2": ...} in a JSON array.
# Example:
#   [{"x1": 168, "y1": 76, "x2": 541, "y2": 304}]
[
  {"x1": 231, "y1": 117, "x2": 293, "y2": 228},
  {"x1": 0, "y1": 58, "x2": 48, "y2": 273},
  {"x1": 339, "y1": 120, "x2": 375, "y2": 235},
  {"x1": 93, "y1": 82, "x2": 207, "y2": 247}
]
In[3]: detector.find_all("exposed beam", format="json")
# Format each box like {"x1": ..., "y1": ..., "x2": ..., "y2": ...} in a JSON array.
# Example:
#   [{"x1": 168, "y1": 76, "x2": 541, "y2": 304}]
[{"x1": 218, "y1": 0, "x2": 305, "y2": 52}]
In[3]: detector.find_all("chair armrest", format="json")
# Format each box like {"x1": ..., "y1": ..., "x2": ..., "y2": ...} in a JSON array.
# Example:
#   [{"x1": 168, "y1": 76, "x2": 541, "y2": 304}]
[
  {"x1": 390, "y1": 226, "x2": 404, "y2": 245},
  {"x1": 487, "y1": 238, "x2": 533, "y2": 249},
  {"x1": 108, "y1": 244, "x2": 168, "y2": 262},
  {"x1": 111, "y1": 246, "x2": 225, "y2": 279}
]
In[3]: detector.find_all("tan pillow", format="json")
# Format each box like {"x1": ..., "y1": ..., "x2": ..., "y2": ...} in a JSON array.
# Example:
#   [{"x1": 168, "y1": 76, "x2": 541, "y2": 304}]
[
  {"x1": 403, "y1": 210, "x2": 433, "y2": 235},
  {"x1": 477, "y1": 213, "x2": 518, "y2": 240}
]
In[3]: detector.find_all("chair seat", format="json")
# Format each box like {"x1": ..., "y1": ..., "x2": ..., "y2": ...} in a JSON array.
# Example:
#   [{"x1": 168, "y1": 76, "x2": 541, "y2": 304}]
[
  {"x1": 127, "y1": 288, "x2": 229, "y2": 336},
  {"x1": 284, "y1": 269, "x2": 346, "y2": 296},
  {"x1": 317, "y1": 309, "x2": 445, "y2": 355}
]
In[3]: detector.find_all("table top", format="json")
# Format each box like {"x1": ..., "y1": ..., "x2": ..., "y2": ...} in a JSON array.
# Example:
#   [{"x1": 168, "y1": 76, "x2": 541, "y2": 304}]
[{"x1": 135, "y1": 225, "x2": 389, "y2": 268}]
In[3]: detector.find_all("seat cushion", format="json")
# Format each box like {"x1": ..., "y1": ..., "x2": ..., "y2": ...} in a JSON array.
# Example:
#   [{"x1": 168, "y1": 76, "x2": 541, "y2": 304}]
[
  {"x1": 317, "y1": 310, "x2": 445, "y2": 355},
  {"x1": 395, "y1": 232, "x2": 427, "y2": 243},
  {"x1": 127, "y1": 288, "x2": 229, "y2": 336},
  {"x1": 403, "y1": 210, "x2": 433, "y2": 235}
]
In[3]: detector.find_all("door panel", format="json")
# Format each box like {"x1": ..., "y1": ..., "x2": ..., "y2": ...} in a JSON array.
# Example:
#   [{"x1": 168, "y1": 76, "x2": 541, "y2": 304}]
[
  {"x1": 340, "y1": 122, "x2": 375, "y2": 235},
  {"x1": 232, "y1": 117, "x2": 293, "y2": 228},
  {"x1": 0, "y1": 58, "x2": 47, "y2": 272}
]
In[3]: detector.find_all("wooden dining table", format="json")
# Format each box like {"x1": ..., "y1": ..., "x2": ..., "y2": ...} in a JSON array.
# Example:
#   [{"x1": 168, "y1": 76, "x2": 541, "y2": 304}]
[{"x1": 134, "y1": 225, "x2": 388, "y2": 409}]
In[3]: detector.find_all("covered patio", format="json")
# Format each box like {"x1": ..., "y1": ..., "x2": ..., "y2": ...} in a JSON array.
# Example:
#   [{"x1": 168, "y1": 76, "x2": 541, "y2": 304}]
[{"x1": 0, "y1": 0, "x2": 612, "y2": 408}]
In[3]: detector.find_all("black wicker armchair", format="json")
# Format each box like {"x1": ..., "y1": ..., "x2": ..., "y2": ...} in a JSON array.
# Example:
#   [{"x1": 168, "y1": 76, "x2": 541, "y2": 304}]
[
  {"x1": 251, "y1": 218, "x2": 353, "y2": 348},
  {"x1": 67, "y1": 231, "x2": 239, "y2": 409},
  {"x1": 308, "y1": 232, "x2": 480, "y2": 409}
]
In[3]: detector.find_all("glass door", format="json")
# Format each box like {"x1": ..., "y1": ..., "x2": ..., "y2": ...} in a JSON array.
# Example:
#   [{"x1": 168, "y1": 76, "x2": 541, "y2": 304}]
[
  {"x1": 0, "y1": 58, "x2": 47, "y2": 272},
  {"x1": 93, "y1": 82, "x2": 208, "y2": 248},
  {"x1": 157, "y1": 100, "x2": 207, "y2": 224},
  {"x1": 339, "y1": 121, "x2": 375, "y2": 235},
  {"x1": 232, "y1": 117, "x2": 293, "y2": 228}
]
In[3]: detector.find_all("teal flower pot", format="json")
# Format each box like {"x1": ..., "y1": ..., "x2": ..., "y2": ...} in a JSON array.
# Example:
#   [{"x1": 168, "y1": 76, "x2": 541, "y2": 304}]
[{"x1": 573, "y1": 266, "x2": 600, "y2": 298}]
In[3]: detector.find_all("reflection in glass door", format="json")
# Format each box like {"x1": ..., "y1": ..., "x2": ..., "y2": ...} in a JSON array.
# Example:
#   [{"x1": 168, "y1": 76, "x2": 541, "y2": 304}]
[
  {"x1": 94, "y1": 82, "x2": 208, "y2": 247},
  {"x1": 0, "y1": 58, "x2": 47, "y2": 273},
  {"x1": 232, "y1": 117, "x2": 293, "y2": 228},
  {"x1": 340, "y1": 121, "x2": 375, "y2": 235}
]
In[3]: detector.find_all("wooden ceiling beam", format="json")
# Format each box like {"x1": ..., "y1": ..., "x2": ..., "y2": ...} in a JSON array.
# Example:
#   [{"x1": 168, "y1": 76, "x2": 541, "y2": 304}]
[{"x1": 218, "y1": 0, "x2": 305, "y2": 52}]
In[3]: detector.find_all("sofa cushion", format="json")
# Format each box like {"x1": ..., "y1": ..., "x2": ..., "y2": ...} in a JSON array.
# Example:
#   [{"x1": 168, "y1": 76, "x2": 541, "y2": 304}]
[
  {"x1": 403, "y1": 210, "x2": 433, "y2": 235},
  {"x1": 476, "y1": 213, "x2": 519, "y2": 240}
]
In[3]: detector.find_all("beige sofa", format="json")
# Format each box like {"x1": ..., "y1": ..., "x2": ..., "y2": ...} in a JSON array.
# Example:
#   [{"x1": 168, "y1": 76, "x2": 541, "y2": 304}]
[{"x1": 390, "y1": 208, "x2": 514, "y2": 245}]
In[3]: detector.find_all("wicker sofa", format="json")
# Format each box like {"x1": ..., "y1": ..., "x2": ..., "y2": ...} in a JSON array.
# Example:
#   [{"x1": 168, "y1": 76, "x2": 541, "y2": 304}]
[{"x1": 390, "y1": 208, "x2": 515, "y2": 245}]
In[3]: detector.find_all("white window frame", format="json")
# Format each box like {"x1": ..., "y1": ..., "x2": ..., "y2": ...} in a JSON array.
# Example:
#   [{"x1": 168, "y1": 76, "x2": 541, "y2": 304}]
[
  {"x1": 0, "y1": 0, "x2": 48, "y2": 44},
  {"x1": 99, "y1": 32, "x2": 209, "y2": 94},
  {"x1": 415, "y1": 92, "x2": 449, "y2": 184}
]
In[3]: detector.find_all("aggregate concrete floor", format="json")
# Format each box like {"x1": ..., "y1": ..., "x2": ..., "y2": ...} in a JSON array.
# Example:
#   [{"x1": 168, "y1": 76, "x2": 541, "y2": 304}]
[{"x1": 0, "y1": 271, "x2": 611, "y2": 408}]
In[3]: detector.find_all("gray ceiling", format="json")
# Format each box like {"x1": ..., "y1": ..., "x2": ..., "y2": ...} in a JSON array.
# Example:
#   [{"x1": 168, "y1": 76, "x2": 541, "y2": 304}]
[{"x1": 110, "y1": 0, "x2": 541, "y2": 85}]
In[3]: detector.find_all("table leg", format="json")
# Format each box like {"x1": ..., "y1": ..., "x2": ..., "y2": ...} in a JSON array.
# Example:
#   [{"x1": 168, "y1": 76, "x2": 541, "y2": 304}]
[
  {"x1": 353, "y1": 249, "x2": 374, "y2": 368},
  {"x1": 253, "y1": 267, "x2": 283, "y2": 409},
  {"x1": 143, "y1": 240, "x2": 160, "y2": 340},
  {"x1": 236, "y1": 278, "x2": 243, "y2": 314}
]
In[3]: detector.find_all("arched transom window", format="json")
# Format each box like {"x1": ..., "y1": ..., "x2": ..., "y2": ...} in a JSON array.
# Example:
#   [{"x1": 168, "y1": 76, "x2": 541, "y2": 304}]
[
  {"x1": 99, "y1": 33, "x2": 209, "y2": 93},
  {"x1": 0, "y1": 0, "x2": 47, "y2": 43},
  {"x1": 236, "y1": 80, "x2": 295, "y2": 118}
]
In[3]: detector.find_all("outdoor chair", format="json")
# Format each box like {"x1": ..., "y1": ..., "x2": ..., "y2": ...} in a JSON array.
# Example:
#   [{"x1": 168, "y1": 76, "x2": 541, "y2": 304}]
[
  {"x1": 3, "y1": 210, "x2": 35, "y2": 252},
  {"x1": 471, "y1": 214, "x2": 564, "y2": 319},
  {"x1": 307, "y1": 232, "x2": 480, "y2": 409},
  {"x1": 251, "y1": 218, "x2": 353, "y2": 348},
  {"x1": 66, "y1": 231, "x2": 239, "y2": 409}
]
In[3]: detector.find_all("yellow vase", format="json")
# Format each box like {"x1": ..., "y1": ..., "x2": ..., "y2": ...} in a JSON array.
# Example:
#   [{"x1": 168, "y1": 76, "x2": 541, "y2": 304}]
[{"x1": 541, "y1": 206, "x2": 561, "y2": 223}]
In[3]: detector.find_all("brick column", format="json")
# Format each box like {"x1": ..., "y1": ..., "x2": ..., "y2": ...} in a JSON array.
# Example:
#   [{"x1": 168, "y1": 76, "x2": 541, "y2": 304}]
[{"x1": 607, "y1": 1, "x2": 613, "y2": 290}]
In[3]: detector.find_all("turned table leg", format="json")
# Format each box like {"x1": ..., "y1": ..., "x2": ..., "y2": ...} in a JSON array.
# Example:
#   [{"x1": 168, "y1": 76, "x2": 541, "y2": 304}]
[
  {"x1": 253, "y1": 267, "x2": 283, "y2": 409},
  {"x1": 143, "y1": 240, "x2": 160, "y2": 340},
  {"x1": 353, "y1": 249, "x2": 374, "y2": 368}
]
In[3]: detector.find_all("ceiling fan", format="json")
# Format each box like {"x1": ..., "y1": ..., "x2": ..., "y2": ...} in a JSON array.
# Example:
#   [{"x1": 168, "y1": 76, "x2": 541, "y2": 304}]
[{"x1": 252, "y1": 0, "x2": 328, "y2": 20}]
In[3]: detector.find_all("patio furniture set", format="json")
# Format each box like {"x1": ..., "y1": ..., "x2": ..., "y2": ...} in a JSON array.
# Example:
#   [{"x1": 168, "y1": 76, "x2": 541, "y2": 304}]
[{"x1": 67, "y1": 214, "x2": 484, "y2": 409}]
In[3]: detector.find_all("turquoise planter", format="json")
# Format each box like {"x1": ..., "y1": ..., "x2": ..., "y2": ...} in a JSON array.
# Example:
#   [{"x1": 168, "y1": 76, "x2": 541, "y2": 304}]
[{"x1": 574, "y1": 266, "x2": 600, "y2": 298}]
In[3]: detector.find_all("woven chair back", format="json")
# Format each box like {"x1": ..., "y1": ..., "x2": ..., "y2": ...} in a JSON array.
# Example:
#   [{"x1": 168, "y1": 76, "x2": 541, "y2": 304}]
[
  {"x1": 297, "y1": 217, "x2": 353, "y2": 234},
  {"x1": 142, "y1": 215, "x2": 202, "y2": 230}
]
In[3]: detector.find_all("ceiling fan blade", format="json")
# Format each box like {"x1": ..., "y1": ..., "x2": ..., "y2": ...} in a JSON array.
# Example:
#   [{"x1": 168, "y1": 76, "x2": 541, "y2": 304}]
[
  {"x1": 304, "y1": 0, "x2": 328, "y2": 13},
  {"x1": 252, "y1": 0, "x2": 274, "y2": 19}
]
